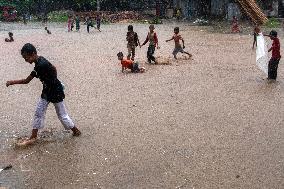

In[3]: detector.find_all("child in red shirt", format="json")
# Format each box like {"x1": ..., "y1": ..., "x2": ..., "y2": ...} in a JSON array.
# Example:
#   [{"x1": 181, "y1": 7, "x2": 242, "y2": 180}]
[
  {"x1": 141, "y1": 25, "x2": 159, "y2": 64},
  {"x1": 117, "y1": 52, "x2": 145, "y2": 73},
  {"x1": 231, "y1": 16, "x2": 240, "y2": 33},
  {"x1": 266, "y1": 30, "x2": 281, "y2": 80}
]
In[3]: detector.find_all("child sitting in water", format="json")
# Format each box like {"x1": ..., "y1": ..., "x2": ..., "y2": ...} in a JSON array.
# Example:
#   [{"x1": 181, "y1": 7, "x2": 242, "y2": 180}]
[
  {"x1": 45, "y1": 27, "x2": 51, "y2": 34},
  {"x1": 166, "y1": 27, "x2": 192, "y2": 59},
  {"x1": 5, "y1": 32, "x2": 14, "y2": 42},
  {"x1": 6, "y1": 43, "x2": 81, "y2": 146},
  {"x1": 117, "y1": 52, "x2": 145, "y2": 73}
]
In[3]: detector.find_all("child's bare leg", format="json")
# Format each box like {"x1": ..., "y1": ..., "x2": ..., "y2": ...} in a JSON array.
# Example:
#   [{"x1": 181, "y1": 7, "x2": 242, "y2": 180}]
[
  {"x1": 16, "y1": 129, "x2": 38, "y2": 146},
  {"x1": 71, "y1": 127, "x2": 81, "y2": 136},
  {"x1": 131, "y1": 48, "x2": 135, "y2": 61},
  {"x1": 30, "y1": 129, "x2": 38, "y2": 139},
  {"x1": 127, "y1": 46, "x2": 132, "y2": 60},
  {"x1": 184, "y1": 51, "x2": 192, "y2": 58},
  {"x1": 17, "y1": 98, "x2": 49, "y2": 146}
]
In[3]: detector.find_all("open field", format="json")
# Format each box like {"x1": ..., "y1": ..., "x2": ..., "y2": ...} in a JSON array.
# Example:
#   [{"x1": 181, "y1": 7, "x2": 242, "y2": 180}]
[{"x1": 0, "y1": 22, "x2": 284, "y2": 189}]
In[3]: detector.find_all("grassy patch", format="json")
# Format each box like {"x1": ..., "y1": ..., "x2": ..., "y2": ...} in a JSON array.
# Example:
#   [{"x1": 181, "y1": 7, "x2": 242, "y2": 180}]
[
  {"x1": 265, "y1": 17, "x2": 281, "y2": 28},
  {"x1": 48, "y1": 11, "x2": 68, "y2": 22}
]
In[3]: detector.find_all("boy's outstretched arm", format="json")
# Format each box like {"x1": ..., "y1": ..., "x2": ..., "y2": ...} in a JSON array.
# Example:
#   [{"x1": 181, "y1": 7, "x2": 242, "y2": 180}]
[
  {"x1": 166, "y1": 37, "x2": 174, "y2": 42},
  {"x1": 6, "y1": 75, "x2": 34, "y2": 87},
  {"x1": 141, "y1": 35, "x2": 149, "y2": 47}
]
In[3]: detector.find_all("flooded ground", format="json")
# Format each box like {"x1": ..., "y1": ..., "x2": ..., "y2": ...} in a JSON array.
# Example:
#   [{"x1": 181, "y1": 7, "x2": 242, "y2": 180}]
[{"x1": 0, "y1": 21, "x2": 284, "y2": 189}]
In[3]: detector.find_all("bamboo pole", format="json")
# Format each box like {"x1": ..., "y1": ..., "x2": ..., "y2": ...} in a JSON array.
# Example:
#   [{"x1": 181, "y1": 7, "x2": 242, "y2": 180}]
[{"x1": 237, "y1": 0, "x2": 268, "y2": 25}]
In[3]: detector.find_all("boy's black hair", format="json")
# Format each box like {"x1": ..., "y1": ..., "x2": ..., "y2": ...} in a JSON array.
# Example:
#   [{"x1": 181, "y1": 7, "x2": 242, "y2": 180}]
[
  {"x1": 117, "y1": 52, "x2": 123, "y2": 57},
  {"x1": 8, "y1": 32, "x2": 13, "y2": 36},
  {"x1": 174, "y1": 27, "x2": 179, "y2": 32},
  {"x1": 128, "y1": 25, "x2": 133, "y2": 31},
  {"x1": 21, "y1": 43, "x2": 37, "y2": 55},
  {"x1": 269, "y1": 30, "x2": 277, "y2": 37}
]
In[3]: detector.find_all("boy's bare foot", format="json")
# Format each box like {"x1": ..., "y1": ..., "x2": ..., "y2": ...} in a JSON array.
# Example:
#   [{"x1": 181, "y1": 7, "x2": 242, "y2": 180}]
[
  {"x1": 71, "y1": 127, "x2": 81, "y2": 136},
  {"x1": 16, "y1": 138, "x2": 37, "y2": 146}
]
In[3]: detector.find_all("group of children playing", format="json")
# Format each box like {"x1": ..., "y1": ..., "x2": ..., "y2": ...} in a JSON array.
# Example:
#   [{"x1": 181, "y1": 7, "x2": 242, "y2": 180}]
[
  {"x1": 4, "y1": 19, "x2": 281, "y2": 146},
  {"x1": 118, "y1": 24, "x2": 192, "y2": 73},
  {"x1": 67, "y1": 14, "x2": 101, "y2": 33}
]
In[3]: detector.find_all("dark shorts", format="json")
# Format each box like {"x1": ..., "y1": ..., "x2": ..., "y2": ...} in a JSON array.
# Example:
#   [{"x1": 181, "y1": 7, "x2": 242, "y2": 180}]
[
  {"x1": 131, "y1": 62, "x2": 140, "y2": 73},
  {"x1": 268, "y1": 58, "x2": 280, "y2": 80},
  {"x1": 173, "y1": 46, "x2": 185, "y2": 55}
]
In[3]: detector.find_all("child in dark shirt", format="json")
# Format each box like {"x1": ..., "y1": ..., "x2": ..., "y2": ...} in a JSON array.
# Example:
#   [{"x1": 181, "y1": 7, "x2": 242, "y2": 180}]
[
  {"x1": 265, "y1": 30, "x2": 281, "y2": 80},
  {"x1": 75, "y1": 15, "x2": 80, "y2": 31},
  {"x1": 126, "y1": 25, "x2": 140, "y2": 61},
  {"x1": 117, "y1": 52, "x2": 145, "y2": 73},
  {"x1": 166, "y1": 27, "x2": 192, "y2": 59},
  {"x1": 86, "y1": 16, "x2": 95, "y2": 33},
  {"x1": 5, "y1": 32, "x2": 14, "y2": 42},
  {"x1": 6, "y1": 43, "x2": 81, "y2": 146},
  {"x1": 96, "y1": 13, "x2": 101, "y2": 32}
]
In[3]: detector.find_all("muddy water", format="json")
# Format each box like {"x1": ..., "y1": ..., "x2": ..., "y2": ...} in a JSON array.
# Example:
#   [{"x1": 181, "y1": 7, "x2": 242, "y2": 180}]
[{"x1": 0, "y1": 22, "x2": 284, "y2": 188}]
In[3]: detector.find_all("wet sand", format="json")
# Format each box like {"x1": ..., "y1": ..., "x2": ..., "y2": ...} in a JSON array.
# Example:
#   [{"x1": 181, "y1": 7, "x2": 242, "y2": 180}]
[{"x1": 0, "y1": 22, "x2": 284, "y2": 189}]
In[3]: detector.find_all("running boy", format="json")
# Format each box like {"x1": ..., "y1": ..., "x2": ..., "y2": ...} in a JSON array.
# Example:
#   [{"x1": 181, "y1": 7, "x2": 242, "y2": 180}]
[
  {"x1": 265, "y1": 30, "x2": 281, "y2": 80},
  {"x1": 6, "y1": 43, "x2": 81, "y2": 146},
  {"x1": 126, "y1": 25, "x2": 140, "y2": 61},
  {"x1": 166, "y1": 27, "x2": 192, "y2": 59},
  {"x1": 117, "y1": 52, "x2": 145, "y2": 73},
  {"x1": 141, "y1": 25, "x2": 159, "y2": 64}
]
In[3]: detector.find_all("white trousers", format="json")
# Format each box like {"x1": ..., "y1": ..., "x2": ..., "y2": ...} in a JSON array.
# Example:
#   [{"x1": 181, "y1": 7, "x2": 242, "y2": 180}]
[{"x1": 32, "y1": 98, "x2": 75, "y2": 130}]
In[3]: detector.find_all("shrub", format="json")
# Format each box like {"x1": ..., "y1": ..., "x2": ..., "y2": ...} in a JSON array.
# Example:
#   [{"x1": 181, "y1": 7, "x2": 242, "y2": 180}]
[
  {"x1": 265, "y1": 17, "x2": 280, "y2": 28},
  {"x1": 47, "y1": 11, "x2": 69, "y2": 22}
]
